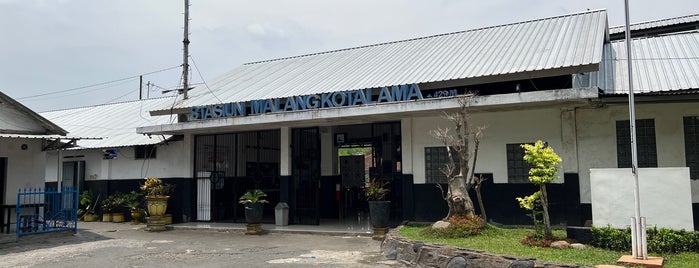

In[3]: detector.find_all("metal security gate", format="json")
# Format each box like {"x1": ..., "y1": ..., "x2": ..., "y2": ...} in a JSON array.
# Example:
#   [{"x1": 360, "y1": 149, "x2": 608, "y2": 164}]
[
  {"x1": 292, "y1": 127, "x2": 321, "y2": 225},
  {"x1": 16, "y1": 187, "x2": 78, "y2": 238}
]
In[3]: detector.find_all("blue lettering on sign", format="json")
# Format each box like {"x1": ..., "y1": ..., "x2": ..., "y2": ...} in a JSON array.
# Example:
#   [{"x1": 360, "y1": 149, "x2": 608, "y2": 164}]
[
  {"x1": 283, "y1": 97, "x2": 297, "y2": 111},
  {"x1": 188, "y1": 83, "x2": 431, "y2": 120},
  {"x1": 377, "y1": 87, "x2": 392, "y2": 103}
]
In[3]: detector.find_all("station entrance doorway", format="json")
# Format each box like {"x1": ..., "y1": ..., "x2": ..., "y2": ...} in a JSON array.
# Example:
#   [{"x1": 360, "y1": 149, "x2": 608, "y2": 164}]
[{"x1": 291, "y1": 121, "x2": 402, "y2": 225}]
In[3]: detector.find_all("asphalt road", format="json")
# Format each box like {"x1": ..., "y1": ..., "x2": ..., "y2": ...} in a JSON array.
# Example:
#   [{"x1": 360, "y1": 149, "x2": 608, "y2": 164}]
[{"x1": 0, "y1": 222, "x2": 404, "y2": 268}]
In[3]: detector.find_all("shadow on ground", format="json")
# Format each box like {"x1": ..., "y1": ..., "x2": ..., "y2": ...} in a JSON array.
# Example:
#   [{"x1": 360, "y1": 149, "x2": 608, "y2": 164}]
[{"x1": 0, "y1": 228, "x2": 112, "y2": 255}]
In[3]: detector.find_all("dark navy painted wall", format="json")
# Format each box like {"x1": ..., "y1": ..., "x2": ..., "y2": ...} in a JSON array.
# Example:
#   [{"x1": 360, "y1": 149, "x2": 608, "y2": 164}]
[
  {"x1": 411, "y1": 173, "x2": 589, "y2": 226},
  {"x1": 72, "y1": 178, "x2": 195, "y2": 223}
]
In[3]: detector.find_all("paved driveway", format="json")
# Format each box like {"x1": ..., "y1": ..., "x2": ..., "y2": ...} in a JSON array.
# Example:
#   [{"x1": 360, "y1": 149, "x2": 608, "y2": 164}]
[{"x1": 0, "y1": 222, "x2": 403, "y2": 268}]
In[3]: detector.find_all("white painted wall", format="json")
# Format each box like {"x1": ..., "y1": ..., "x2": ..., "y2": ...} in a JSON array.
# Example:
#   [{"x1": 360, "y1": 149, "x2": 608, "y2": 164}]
[
  {"x1": 577, "y1": 102, "x2": 699, "y2": 203},
  {"x1": 44, "y1": 141, "x2": 189, "y2": 187},
  {"x1": 409, "y1": 107, "x2": 567, "y2": 184},
  {"x1": 0, "y1": 138, "x2": 46, "y2": 204},
  {"x1": 590, "y1": 167, "x2": 693, "y2": 230}
]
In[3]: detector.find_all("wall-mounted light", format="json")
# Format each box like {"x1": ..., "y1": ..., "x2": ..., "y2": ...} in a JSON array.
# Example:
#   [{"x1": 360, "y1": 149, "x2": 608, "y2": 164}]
[{"x1": 21, "y1": 144, "x2": 28, "y2": 150}]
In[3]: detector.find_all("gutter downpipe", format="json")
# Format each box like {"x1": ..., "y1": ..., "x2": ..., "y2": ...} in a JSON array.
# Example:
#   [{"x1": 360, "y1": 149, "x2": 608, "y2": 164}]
[{"x1": 624, "y1": 0, "x2": 647, "y2": 260}]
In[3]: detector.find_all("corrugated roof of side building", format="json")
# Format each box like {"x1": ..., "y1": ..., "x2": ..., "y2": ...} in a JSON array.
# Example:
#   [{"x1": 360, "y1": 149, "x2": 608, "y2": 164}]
[
  {"x1": 152, "y1": 9, "x2": 608, "y2": 114},
  {"x1": 0, "y1": 91, "x2": 68, "y2": 135},
  {"x1": 40, "y1": 97, "x2": 177, "y2": 149},
  {"x1": 592, "y1": 30, "x2": 699, "y2": 94},
  {"x1": 609, "y1": 13, "x2": 699, "y2": 35}
]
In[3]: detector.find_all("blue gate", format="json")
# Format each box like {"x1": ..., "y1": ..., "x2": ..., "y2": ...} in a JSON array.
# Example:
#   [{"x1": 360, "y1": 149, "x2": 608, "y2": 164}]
[{"x1": 16, "y1": 187, "x2": 78, "y2": 238}]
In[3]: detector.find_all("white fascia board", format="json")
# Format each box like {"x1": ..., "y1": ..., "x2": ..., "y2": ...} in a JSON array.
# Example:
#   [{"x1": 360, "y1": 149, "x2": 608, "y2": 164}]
[{"x1": 138, "y1": 87, "x2": 598, "y2": 135}]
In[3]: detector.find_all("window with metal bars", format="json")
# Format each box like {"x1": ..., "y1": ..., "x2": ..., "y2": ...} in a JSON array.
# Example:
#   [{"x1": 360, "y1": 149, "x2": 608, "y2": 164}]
[
  {"x1": 616, "y1": 119, "x2": 657, "y2": 168},
  {"x1": 684, "y1": 116, "x2": 699, "y2": 180},
  {"x1": 424, "y1": 147, "x2": 459, "y2": 184},
  {"x1": 506, "y1": 143, "x2": 533, "y2": 183},
  {"x1": 134, "y1": 145, "x2": 157, "y2": 159}
]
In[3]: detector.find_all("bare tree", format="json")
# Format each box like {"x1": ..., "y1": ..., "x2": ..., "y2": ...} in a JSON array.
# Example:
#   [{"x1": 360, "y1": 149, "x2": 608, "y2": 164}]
[{"x1": 431, "y1": 95, "x2": 486, "y2": 220}]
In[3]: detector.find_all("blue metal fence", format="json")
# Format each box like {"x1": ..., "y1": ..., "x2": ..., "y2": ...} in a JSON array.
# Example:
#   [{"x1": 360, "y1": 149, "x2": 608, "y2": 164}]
[{"x1": 16, "y1": 187, "x2": 78, "y2": 238}]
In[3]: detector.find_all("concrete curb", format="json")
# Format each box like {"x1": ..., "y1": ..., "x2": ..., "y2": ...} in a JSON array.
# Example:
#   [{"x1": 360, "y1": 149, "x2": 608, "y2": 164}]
[
  {"x1": 168, "y1": 224, "x2": 373, "y2": 237},
  {"x1": 380, "y1": 226, "x2": 580, "y2": 268}
]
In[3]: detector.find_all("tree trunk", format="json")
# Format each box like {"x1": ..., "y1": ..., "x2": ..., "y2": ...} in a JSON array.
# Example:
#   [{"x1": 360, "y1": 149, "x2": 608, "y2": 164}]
[
  {"x1": 446, "y1": 175, "x2": 476, "y2": 219},
  {"x1": 475, "y1": 182, "x2": 486, "y2": 222},
  {"x1": 540, "y1": 184, "x2": 552, "y2": 237}
]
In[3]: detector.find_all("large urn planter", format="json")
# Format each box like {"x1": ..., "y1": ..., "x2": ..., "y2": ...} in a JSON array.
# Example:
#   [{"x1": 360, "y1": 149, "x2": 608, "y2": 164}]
[
  {"x1": 369, "y1": 201, "x2": 391, "y2": 240},
  {"x1": 146, "y1": 196, "x2": 169, "y2": 217},
  {"x1": 244, "y1": 203, "x2": 264, "y2": 224},
  {"x1": 368, "y1": 201, "x2": 391, "y2": 228},
  {"x1": 145, "y1": 196, "x2": 169, "y2": 231},
  {"x1": 239, "y1": 189, "x2": 268, "y2": 235},
  {"x1": 364, "y1": 179, "x2": 391, "y2": 240}
]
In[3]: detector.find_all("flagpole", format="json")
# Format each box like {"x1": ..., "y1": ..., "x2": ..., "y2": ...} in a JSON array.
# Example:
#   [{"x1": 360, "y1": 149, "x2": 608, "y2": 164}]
[{"x1": 623, "y1": 0, "x2": 647, "y2": 260}]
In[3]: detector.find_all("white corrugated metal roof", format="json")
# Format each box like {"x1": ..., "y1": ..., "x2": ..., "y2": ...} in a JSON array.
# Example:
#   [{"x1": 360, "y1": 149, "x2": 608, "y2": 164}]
[
  {"x1": 0, "y1": 91, "x2": 67, "y2": 135},
  {"x1": 152, "y1": 9, "x2": 608, "y2": 113},
  {"x1": 609, "y1": 14, "x2": 699, "y2": 35},
  {"x1": 40, "y1": 97, "x2": 177, "y2": 149},
  {"x1": 592, "y1": 30, "x2": 699, "y2": 94}
]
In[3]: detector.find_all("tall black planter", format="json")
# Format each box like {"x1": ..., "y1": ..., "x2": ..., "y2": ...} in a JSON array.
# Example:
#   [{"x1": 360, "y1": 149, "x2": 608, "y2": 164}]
[
  {"x1": 368, "y1": 201, "x2": 391, "y2": 228},
  {"x1": 244, "y1": 203, "x2": 264, "y2": 224}
]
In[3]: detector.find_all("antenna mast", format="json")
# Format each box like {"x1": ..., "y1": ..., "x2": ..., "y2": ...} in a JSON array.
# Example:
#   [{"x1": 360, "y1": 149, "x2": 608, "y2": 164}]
[{"x1": 182, "y1": 0, "x2": 190, "y2": 99}]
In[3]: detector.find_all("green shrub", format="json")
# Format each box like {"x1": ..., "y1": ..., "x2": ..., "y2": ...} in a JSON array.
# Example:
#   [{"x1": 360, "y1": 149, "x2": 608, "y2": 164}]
[
  {"x1": 592, "y1": 225, "x2": 699, "y2": 253},
  {"x1": 420, "y1": 216, "x2": 487, "y2": 238},
  {"x1": 647, "y1": 227, "x2": 699, "y2": 253},
  {"x1": 591, "y1": 226, "x2": 631, "y2": 251}
]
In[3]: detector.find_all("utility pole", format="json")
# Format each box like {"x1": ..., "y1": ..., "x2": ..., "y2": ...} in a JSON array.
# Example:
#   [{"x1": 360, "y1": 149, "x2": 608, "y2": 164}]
[
  {"x1": 182, "y1": 0, "x2": 190, "y2": 99},
  {"x1": 139, "y1": 75, "x2": 143, "y2": 100},
  {"x1": 147, "y1": 81, "x2": 151, "y2": 99}
]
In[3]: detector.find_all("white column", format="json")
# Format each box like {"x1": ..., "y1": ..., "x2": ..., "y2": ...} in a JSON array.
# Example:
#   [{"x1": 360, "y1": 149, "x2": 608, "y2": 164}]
[
  {"x1": 560, "y1": 108, "x2": 578, "y2": 173},
  {"x1": 320, "y1": 126, "x2": 336, "y2": 176},
  {"x1": 280, "y1": 127, "x2": 292, "y2": 176},
  {"x1": 401, "y1": 118, "x2": 413, "y2": 174}
]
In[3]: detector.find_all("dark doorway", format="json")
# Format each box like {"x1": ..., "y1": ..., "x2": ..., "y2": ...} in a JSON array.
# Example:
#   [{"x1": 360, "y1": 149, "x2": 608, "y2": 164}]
[
  {"x1": 62, "y1": 161, "x2": 85, "y2": 191},
  {"x1": 0, "y1": 157, "x2": 6, "y2": 204},
  {"x1": 193, "y1": 130, "x2": 281, "y2": 222},
  {"x1": 291, "y1": 127, "x2": 321, "y2": 225}
]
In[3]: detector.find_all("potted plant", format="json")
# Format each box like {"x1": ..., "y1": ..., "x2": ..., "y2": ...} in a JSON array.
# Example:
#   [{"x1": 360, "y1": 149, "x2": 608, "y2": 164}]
[
  {"x1": 140, "y1": 177, "x2": 173, "y2": 217},
  {"x1": 123, "y1": 190, "x2": 144, "y2": 224},
  {"x1": 364, "y1": 178, "x2": 390, "y2": 238},
  {"x1": 79, "y1": 190, "x2": 99, "y2": 222},
  {"x1": 102, "y1": 192, "x2": 126, "y2": 222},
  {"x1": 239, "y1": 189, "x2": 268, "y2": 234}
]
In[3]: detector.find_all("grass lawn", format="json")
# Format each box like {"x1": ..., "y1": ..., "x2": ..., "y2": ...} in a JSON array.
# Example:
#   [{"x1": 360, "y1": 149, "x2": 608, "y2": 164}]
[{"x1": 397, "y1": 225, "x2": 699, "y2": 268}]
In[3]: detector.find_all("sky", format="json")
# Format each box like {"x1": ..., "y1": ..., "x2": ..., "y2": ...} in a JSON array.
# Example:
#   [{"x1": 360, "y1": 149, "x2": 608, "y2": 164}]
[{"x1": 1, "y1": 0, "x2": 698, "y2": 112}]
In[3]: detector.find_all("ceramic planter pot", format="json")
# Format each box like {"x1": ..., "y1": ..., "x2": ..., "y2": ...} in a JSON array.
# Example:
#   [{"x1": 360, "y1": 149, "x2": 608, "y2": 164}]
[
  {"x1": 146, "y1": 196, "x2": 169, "y2": 216},
  {"x1": 368, "y1": 201, "x2": 391, "y2": 228},
  {"x1": 112, "y1": 212, "x2": 125, "y2": 223},
  {"x1": 244, "y1": 203, "x2": 264, "y2": 224}
]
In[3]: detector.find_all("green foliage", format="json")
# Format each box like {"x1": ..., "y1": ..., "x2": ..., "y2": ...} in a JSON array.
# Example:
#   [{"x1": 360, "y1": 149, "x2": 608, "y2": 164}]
[
  {"x1": 78, "y1": 190, "x2": 98, "y2": 218},
  {"x1": 591, "y1": 225, "x2": 699, "y2": 253},
  {"x1": 591, "y1": 226, "x2": 632, "y2": 252},
  {"x1": 140, "y1": 177, "x2": 174, "y2": 197},
  {"x1": 238, "y1": 189, "x2": 269, "y2": 204},
  {"x1": 102, "y1": 192, "x2": 125, "y2": 213},
  {"x1": 516, "y1": 191, "x2": 541, "y2": 211},
  {"x1": 420, "y1": 216, "x2": 487, "y2": 238},
  {"x1": 364, "y1": 178, "x2": 390, "y2": 201},
  {"x1": 123, "y1": 190, "x2": 145, "y2": 211},
  {"x1": 521, "y1": 140, "x2": 562, "y2": 185},
  {"x1": 399, "y1": 225, "x2": 699, "y2": 267},
  {"x1": 515, "y1": 191, "x2": 544, "y2": 238}
]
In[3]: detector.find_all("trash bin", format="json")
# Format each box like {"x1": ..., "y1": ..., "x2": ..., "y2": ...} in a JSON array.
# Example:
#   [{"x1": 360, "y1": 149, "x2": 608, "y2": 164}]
[{"x1": 274, "y1": 202, "x2": 289, "y2": 226}]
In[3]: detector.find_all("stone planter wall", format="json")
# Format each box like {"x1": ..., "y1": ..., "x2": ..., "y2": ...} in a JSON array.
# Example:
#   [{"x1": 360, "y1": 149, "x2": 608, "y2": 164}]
[{"x1": 380, "y1": 227, "x2": 579, "y2": 268}]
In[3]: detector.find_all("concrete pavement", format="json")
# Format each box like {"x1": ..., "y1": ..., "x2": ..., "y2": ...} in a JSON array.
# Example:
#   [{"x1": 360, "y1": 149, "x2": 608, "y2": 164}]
[{"x1": 0, "y1": 222, "x2": 403, "y2": 268}]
